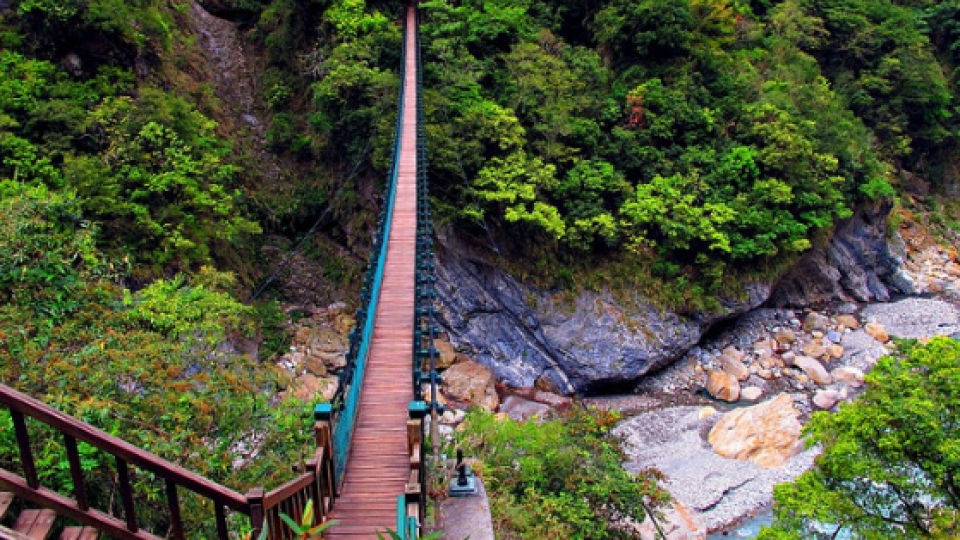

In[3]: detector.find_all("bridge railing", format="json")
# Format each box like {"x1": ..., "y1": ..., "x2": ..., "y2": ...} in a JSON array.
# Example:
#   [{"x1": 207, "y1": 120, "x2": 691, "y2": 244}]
[
  {"x1": 402, "y1": 4, "x2": 438, "y2": 536},
  {"x1": 324, "y1": 1, "x2": 410, "y2": 490},
  {"x1": 0, "y1": 383, "x2": 335, "y2": 540}
]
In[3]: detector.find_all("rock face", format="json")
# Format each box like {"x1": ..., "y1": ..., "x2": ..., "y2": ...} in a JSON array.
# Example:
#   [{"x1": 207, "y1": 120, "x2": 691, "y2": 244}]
[
  {"x1": 708, "y1": 393, "x2": 804, "y2": 468},
  {"x1": 769, "y1": 204, "x2": 913, "y2": 306},
  {"x1": 435, "y1": 241, "x2": 770, "y2": 392}
]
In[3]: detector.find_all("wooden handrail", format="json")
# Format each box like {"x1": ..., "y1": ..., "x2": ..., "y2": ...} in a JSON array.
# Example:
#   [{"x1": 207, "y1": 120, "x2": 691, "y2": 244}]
[
  {"x1": 0, "y1": 384, "x2": 337, "y2": 539},
  {"x1": 0, "y1": 384, "x2": 249, "y2": 512}
]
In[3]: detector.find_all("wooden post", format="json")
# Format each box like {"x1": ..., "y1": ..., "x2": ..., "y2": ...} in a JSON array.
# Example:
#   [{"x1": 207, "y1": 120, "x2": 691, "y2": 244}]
[{"x1": 246, "y1": 488, "x2": 265, "y2": 540}]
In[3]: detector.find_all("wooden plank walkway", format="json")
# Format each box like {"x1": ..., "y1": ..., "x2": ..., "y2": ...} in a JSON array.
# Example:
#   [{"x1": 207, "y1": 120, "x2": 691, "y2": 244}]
[{"x1": 325, "y1": 6, "x2": 420, "y2": 539}]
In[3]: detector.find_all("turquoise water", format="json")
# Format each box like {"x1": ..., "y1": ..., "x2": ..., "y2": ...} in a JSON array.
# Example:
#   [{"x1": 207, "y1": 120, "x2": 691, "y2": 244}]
[{"x1": 706, "y1": 511, "x2": 771, "y2": 539}]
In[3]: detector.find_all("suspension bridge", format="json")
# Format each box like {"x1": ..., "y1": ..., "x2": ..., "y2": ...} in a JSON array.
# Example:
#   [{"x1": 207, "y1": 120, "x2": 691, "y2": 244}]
[{"x1": 0, "y1": 3, "x2": 440, "y2": 539}]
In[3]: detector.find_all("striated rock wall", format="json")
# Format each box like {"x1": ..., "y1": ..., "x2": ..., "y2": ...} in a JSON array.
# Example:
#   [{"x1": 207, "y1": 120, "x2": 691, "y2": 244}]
[
  {"x1": 434, "y1": 238, "x2": 771, "y2": 393},
  {"x1": 768, "y1": 203, "x2": 913, "y2": 306}
]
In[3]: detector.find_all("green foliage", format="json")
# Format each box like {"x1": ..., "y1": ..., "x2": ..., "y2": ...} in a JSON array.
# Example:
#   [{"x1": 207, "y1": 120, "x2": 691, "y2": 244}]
[
  {"x1": 419, "y1": 0, "x2": 925, "y2": 290},
  {"x1": 760, "y1": 337, "x2": 960, "y2": 538},
  {"x1": 277, "y1": 499, "x2": 337, "y2": 538},
  {"x1": 0, "y1": 183, "x2": 102, "y2": 323},
  {"x1": 457, "y1": 407, "x2": 669, "y2": 539},
  {"x1": 66, "y1": 91, "x2": 261, "y2": 269}
]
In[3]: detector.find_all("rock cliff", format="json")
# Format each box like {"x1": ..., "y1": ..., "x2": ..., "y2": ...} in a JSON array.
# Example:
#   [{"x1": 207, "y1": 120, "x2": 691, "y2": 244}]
[
  {"x1": 769, "y1": 203, "x2": 913, "y2": 306},
  {"x1": 434, "y1": 239, "x2": 771, "y2": 393}
]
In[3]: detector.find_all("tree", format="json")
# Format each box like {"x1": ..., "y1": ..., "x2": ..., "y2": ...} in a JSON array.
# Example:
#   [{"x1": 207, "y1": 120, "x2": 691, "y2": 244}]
[{"x1": 760, "y1": 337, "x2": 960, "y2": 539}]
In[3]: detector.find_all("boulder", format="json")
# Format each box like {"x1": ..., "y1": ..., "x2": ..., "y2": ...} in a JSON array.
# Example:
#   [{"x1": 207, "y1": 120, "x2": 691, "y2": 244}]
[
  {"x1": 813, "y1": 389, "x2": 840, "y2": 409},
  {"x1": 801, "y1": 342, "x2": 827, "y2": 359},
  {"x1": 835, "y1": 314, "x2": 860, "y2": 330},
  {"x1": 434, "y1": 340, "x2": 457, "y2": 369},
  {"x1": 303, "y1": 356, "x2": 327, "y2": 377},
  {"x1": 780, "y1": 351, "x2": 796, "y2": 366},
  {"x1": 706, "y1": 370, "x2": 741, "y2": 402},
  {"x1": 532, "y1": 390, "x2": 573, "y2": 411},
  {"x1": 741, "y1": 386, "x2": 763, "y2": 401},
  {"x1": 499, "y1": 395, "x2": 550, "y2": 421},
  {"x1": 290, "y1": 373, "x2": 337, "y2": 402},
  {"x1": 774, "y1": 328, "x2": 797, "y2": 346},
  {"x1": 442, "y1": 361, "x2": 500, "y2": 411},
  {"x1": 864, "y1": 322, "x2": 890, "y2": 343},
  {"x1": 708, "y1": 393, "x2": 804, "y2": 468},
  {"x1": 827, "y1": 344, "x2": 845, "y2": 359},
  {"x1": 831, "y1": 366, "x2": 865, "y2": 388},
  {"x1": 802, "y1": 312, "x2": 830, "y2": 333},
  {"x1": 421, "y1": 383, "x2": 448, "y2": 406},
  {"x1": 793, "y1": 356, "x2": 833, "y2": 385},
  {"x1": 333, "y1": 313, "x2": 355, "y2": 335},
  {"x1": 719, "y1": 348, "x2": 750, "y2": 381}
]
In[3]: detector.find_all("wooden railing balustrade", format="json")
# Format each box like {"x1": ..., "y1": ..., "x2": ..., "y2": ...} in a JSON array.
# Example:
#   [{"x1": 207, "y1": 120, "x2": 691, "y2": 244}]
[{"x1": 0, "y1": 383, "x2": 336, "y2": 540}]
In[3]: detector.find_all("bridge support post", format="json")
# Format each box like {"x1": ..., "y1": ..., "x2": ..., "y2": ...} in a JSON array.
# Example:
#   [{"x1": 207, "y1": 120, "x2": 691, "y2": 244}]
[{"x1": 245, "y1": 488, "x2": 265, "y2": 540}]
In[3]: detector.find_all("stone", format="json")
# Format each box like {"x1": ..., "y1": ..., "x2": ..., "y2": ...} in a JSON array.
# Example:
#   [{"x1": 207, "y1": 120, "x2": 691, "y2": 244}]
[
  {"x1": 826, "y1": 330, "x2": 843, "y2": 343},
  {"x1": 780, "y1": 351, "x2": 796, "y2": 366},
  {"x1": 303, "y1": 356, "x2": 327, "y2": 377},
  {"x1": 290, "y1": 373, "x2": 337, "y2": 402},
  {"x1": 499, "y1": 395, "x2": 550, "y2": 421},
  {"x1": 835, "y1": 314, "x2": 860, "y2": 330},
  {"x1": 758, "y1": 368, "x2": 774, "y2": 380},
  {"x1": 719, "y1": 349, "x2": 750, "y2": 381},
  {"x1": 827, "y1": 344, "x2": 845, "y2": 359},
  {"x1": 802, "y1": 342, "x2": 827, "y2": 359},
  {"x1": 831, "y1": 366, "x2": 865, "y2": 388},
  {"x1": 803, "y1": 312, "x2": 830, "y2": 333},
  {"x1": 422, "y1": 383, "x2": 448, "y2": 406},
  {"x1": 811, "y1": 330, "x2": 824, "y2": 339},
  {"x1": 813, "y1": 389, "x2": 840, "y2": 410},
  {"x1": 442, "y1": 361, "x2": 500, "y2": 411},
  {"x1": 741, "y1": 386, "x2": 763, "y2": 401},
  {"x1": 434, "y1": 340, "x2": 457, "y2": 369},
  {"x1": 698, "y1": 406, "x2": 718, "y2": 420},
  {"x1": 333, "y1": 313, "x2": 356, "y2": 335},
  {"x1": 708, "y1": 393, "x2": 804, "y2": 468},
  {"x1": 636, "y1": 500, "x2": 706, "y2": 540},
  {"x1": 706, "y1": 370, "x2": 740, "y2": 402},
  {"x1": 774, "y1": 328, "x2": 797, "y2": 345},
  {"x1": 754, "y1": 338, "x2": 777, "y2": 356},
  {"x1": 532, "y1": 390, "x2": 573, "y2": 410},
  {"x1": 534, "y1": 372, "x2": 564, "y2": 395},
  {"x1": 722, "y1": 345, "x2": 745, "y2": 362},
  {"x1": 793, "y1": 356, "x2": 833, "y2": 385},
  {"x1": 865, "y1": 322, "x2": 890, "y2": 343}
]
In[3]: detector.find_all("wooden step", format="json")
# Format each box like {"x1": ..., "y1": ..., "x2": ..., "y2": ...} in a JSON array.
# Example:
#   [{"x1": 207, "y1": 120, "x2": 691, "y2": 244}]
[
  {"x1": 59, "y1": 527, "x2": 98, "y2": 540},
  {"x1": 12, "y1": 509, "x2": 56, "y2": 540},
  {"x1": 0, "y1": 492, "x2": 13, "y2": 521}
]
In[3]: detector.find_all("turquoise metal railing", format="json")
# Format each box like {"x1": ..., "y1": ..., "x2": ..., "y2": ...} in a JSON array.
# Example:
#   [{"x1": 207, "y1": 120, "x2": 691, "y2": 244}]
[
  {"x1": 319, "y1": 9, "x2": 410, "y2": 487},
  {"x1": 396, "y1": 495, "x2": 420, "y2": 540},
  {"x1": 403, "y1": 5, "x2": 440, "y2": 535}
]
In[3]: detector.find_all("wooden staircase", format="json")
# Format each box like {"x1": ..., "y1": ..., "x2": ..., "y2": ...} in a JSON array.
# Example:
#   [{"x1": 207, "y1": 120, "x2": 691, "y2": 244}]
[{"x1": 0, "y1": 491, "x2": 98, "y2": 540}]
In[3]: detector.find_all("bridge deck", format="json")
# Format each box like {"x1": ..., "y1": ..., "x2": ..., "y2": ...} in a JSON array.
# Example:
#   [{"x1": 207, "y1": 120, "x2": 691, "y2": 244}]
[{"x1": 325, "y1": 6, "x2": 420, "y2": 539}]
